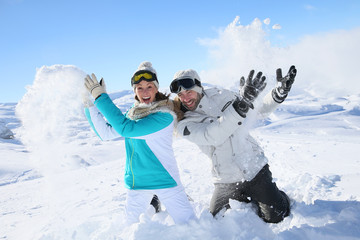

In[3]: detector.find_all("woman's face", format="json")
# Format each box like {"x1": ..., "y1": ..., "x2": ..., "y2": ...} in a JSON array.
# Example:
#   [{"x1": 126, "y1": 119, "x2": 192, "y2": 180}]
[{"x1": 134, "y1": 81, "x2": 158, "y2": 104}]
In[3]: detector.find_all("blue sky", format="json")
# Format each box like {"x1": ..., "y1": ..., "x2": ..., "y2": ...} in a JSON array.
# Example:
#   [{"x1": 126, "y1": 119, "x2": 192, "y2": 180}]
[{"x1": 1, "y1": 0, "x2": 360, "y2": 102}]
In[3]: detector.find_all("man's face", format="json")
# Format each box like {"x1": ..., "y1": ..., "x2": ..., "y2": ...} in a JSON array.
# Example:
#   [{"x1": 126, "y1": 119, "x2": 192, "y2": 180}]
[{"x1": 177, "y1": 89, "x2": 201, "y2": 111}]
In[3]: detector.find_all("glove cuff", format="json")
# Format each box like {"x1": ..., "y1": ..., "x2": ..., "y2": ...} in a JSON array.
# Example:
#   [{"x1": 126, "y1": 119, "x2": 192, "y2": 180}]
[
  {"x1": 232, "y1": 97, "x2": 254, "y2": 118},
  {"x1": 272, "y1": 88, "x2": 287, "y2": 103},
  {"x1": 91, "y1": 85, "x2": 106, "y2": 99}
]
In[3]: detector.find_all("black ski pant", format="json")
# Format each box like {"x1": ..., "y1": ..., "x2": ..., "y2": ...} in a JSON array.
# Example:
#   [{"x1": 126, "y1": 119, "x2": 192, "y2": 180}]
[{"x1": 209, "y1": 164, "x2": 290, "y2": 223}]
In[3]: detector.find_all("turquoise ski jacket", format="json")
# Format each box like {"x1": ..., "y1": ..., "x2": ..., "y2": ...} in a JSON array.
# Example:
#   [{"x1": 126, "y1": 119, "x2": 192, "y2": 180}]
[{"x1": 85, "y1": 93, "x2": 180, "y2": 190}]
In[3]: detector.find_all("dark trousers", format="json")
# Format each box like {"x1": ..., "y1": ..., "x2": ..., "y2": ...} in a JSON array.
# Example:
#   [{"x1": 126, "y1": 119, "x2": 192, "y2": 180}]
[{"x1": 209, "y1": 164, "x2": 290, "y2": 223}]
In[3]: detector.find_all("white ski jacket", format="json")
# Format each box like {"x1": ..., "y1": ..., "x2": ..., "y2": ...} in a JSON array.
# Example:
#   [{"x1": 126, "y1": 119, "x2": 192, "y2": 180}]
[{"x1": 176, "y1": 88, "x2": 279, "y2": 183}]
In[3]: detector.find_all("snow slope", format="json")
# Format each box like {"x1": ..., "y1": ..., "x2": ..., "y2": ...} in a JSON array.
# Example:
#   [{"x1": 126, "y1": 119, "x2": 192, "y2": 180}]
[{"x1": 1, "y1": 65, "x2": 360, "y2": 240}]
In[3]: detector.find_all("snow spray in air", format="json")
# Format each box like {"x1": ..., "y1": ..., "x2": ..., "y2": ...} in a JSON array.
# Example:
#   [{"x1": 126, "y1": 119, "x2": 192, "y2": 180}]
[{"x1": 16, "y1": 64, "x2": 88, "y2": 176}]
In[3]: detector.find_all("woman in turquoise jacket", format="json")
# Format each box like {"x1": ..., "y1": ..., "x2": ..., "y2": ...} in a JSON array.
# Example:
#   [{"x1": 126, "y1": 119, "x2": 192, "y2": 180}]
[{"x1": 84, "y1": 62, "x2": 195, "y2": 224}]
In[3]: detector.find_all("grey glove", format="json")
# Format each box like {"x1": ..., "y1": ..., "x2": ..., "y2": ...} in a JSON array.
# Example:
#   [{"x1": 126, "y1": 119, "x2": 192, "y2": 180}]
[
  {"x1": 233, "y1": 70, "x2": 267, "y2": 118},
  {"x1": 84, "y1": 73, "x2": 106, "y2": 99},
  {"x1": 272, "y1": 65, "x2": 297, "y2": 103},
  {"x1": 82, "y1": 91, "x2": 94, "y2": 108}
]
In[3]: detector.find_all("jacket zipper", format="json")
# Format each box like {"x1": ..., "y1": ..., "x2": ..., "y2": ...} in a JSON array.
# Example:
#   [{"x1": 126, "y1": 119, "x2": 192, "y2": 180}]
[{"x1": 130, "y1": 138, "x2": 135, "y2": 188}]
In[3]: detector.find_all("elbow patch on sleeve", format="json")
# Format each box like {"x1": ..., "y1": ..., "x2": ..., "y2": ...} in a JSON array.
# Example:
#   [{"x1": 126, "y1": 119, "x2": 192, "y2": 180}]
[{"x1": 183, "y1": 126, "x2": 191, "y2": 136}]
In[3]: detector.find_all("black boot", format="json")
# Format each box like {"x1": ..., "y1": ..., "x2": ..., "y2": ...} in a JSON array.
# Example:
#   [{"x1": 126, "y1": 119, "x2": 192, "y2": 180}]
[{"x1": 258, "y1": 190, "x2": 291, "y2": 223}]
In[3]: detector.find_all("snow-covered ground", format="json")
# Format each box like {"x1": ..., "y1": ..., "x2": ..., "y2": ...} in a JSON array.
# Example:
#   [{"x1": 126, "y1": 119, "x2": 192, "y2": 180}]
[{"x1": 1, "y1": 65, "x2": 360, "y2": 239}]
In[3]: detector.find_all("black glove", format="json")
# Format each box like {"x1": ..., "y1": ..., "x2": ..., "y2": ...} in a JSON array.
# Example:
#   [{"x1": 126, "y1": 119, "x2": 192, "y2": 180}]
[
  {"x1": 272, "y1": 65, "x2": 297, "y2": 103},
  {"x1": 233, "y1": 70, "x2": 267, "y2": 118},
  {"x1": 232, "y1": 97, "x2": 251, "y2": 118},
  {"x1": 241, "y1": 70, "x2": 267, "y2": 102}
]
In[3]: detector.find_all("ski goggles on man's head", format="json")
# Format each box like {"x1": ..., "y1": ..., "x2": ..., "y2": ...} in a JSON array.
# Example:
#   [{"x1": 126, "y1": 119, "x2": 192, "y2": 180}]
[
  {"x1": 170, "y1": 77, "x2": 201, "y2": 93},
  {"x1": 131, "y1": 70, "x2": 158, "y2": 86}
]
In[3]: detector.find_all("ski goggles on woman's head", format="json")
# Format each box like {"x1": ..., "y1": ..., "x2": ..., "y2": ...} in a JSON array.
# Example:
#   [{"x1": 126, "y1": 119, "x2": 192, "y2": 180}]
[
  {"x1": 131, "y1": 70, "x2": 158, "y2": 86},
  {"x1": 170, "y1": 77, "x2": 201, "y2": 93}
]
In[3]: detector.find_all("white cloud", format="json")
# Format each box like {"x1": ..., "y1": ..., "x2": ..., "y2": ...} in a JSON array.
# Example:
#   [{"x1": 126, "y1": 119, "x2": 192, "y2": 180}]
[
  {"x1": 198, "y1": 17, "x2": 360, "y2": 97},
  {"x1": 305, "y1": 4, "x2": 316, "y2": 10},
  {"x1": 264, "y1": 18, "x2": 270, "y2": 25},
  {"x1": 272, "y1": 24, "x2": 282, "y2": 30}
]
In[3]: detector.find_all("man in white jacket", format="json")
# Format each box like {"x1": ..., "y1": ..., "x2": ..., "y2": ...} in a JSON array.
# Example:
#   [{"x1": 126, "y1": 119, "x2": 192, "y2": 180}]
[{"x1": 170, "y1": 66, "x2": 296, "y2": 223}]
